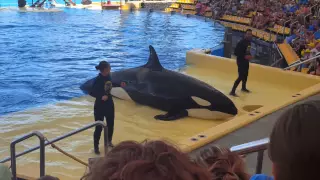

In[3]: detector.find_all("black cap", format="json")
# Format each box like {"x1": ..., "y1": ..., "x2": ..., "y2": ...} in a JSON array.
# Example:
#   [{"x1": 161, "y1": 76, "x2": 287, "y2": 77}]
[{"x1": 95, "y1": 61, "x2": 110, "y2": 71}]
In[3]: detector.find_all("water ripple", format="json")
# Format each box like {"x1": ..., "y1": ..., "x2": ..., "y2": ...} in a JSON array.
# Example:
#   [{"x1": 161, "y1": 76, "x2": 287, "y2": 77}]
[{"x1": 0, "y1": 9, "x2": 224, "y2": 115}]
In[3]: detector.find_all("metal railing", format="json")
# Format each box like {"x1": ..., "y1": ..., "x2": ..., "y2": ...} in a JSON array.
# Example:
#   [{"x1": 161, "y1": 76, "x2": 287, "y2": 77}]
[
  {"x1": 0, "y1": 121, "x2": 108, "y2": 179},
  {"x1": 311, "y1": 4, "x2": 318, "y2": 15},
  {"x1": 284, "y1": 54, "x2": 320, "y2": 70},
  {"x1": 271, "y1": 42, "x2": 284, "y2": 67},
  {"x1": 231, "y1": 138, "x2": 269, "y2": 174},
  {"x1": 282, "y1": 20, "x2": 291, "y2": 39},
  {"x1": 304, "y1": 13, "x2": 312, "y2": 25},
  {"x1": 10, "y1": 131, "x2": 46, "y2": 180},
  {"x1": 290, "y1": 21, "x2": 298, "y2": 34}
]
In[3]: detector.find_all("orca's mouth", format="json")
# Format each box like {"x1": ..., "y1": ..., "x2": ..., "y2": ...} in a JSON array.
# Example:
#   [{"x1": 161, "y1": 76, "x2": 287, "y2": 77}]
[
  {"x1": 222, "y1": 105, "x2": 238, "y2": 115},
  {"x1": 206, "y1": 104, "x2": 238, "y2": 115}
]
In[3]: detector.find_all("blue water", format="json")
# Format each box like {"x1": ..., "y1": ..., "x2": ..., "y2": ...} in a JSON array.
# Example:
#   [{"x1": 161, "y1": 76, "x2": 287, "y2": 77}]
[
  {"x1": 0, "y1": 9, "x2": 225, "y2": 115},
  {"x1": 0, "y1": 0, "x2": 100, "y2": 6}
]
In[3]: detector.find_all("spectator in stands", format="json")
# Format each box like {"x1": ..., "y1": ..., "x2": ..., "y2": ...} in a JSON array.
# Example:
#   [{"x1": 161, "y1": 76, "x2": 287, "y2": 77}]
[
  {"x1": 230, "y1": 29, "x2": 253, "y2": 96},
  {"x1": 308, "y1": 16, "x2": 318, "y2": 31},
  {"x1": 82, "y1": 140, "x2": 211, "y2": 180},
  {"x1": 297, "y1": 24, "x2": 307, "y2": 38},
  {"x1": 285, "y1": 29, "x2": 298, "y2": 44},
  {"x1": 37, "y1": 175, "x2": 60, "y2": 180},
  {"x1": 231, "y1": 3, "x2": 238, "y2": 15},
  {"x1": 309, "y1": 59, "x2": 320, "y2": 75},
  {"x1": 196, "y1": 1, "x2": 202, "y2": 15},
  {"x1": 293, "y1": 38, "x2": 306, "y2": 57},
  {"x1": 269, "y1": 100, "x2": 320, "y2": 180}
]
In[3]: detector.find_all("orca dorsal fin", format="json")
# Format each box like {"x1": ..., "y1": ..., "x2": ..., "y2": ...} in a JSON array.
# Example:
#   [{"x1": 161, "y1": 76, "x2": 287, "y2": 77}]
[{"x1": 143, "y1": 45, "x2": 163, "y2": 71}]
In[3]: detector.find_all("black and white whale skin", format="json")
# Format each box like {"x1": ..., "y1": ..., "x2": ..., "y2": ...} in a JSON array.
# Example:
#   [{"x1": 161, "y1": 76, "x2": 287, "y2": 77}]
[{"x1": 80, "y1": 46, "x2": 238, "y2": 121}]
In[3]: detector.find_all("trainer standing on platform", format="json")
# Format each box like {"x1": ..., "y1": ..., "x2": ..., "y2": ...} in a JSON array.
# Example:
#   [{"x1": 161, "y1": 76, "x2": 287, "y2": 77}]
[
  {"x1": 91, "y1": 61, "x2": 115, "y2": 154},
  {"x1": 230, "y1": 29, "x2": 253, "y2": 97}
]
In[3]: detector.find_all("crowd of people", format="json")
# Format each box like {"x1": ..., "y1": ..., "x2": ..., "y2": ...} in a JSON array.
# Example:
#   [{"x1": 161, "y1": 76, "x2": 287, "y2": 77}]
[
  {"x1": 2, "y1": 100, "x2": 317, "y2": 180},
  {"x1": 193, "y1": 0, "x2": 320, "y2": 75}
]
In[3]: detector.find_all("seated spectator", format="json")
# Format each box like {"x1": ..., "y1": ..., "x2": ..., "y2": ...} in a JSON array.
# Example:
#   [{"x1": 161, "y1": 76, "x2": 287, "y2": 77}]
[
  {"x1": 285, "y1": 29, "x2": 298, "y2": 44},
  {"x1": 269, "y1": 100, "x2": 320, "y2": 180},
  {"x1": 308, "y1": 16, "x2": 319, "y2": 32},
  {"x1": 0, "y1": 164, "x2": 12, "y2": 180},
  {"x1": 82, "y1": 140, "x2": 211, "y2": 180},
  {"x1": 231, "y1": 3, "x2": 238, "y2": 15},
  {"x1": 294, "y1": 39, "x2": 306, "y2": 57},
  {"x1": 314, "y1": 30, "x2": 320, "y2": 39},
  {"x1": 289, "y1": 2, "x2": 299, "y2": 14},
  {"x1": 197, "y1": 145, "x2": 273, "y2": 180},
  {"x1": 200, "y1": 4, "x2": 208, "y2": 15},
  {"x1": 309, "y1": 59, "x2": 320, "y2": 75},
  {"x1": 196, "y1": 2, "x2": 202, "y2": 15},
  {"x1": 304, "y1": 48, "x2": 312, "y2": 58}
]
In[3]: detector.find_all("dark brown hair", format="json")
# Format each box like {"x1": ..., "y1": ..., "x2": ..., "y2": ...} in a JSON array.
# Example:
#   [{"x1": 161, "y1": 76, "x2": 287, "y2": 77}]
[
  {"x1": 82, "y1": 140, "x2": 211, "y2": 180},
  {"x1": 197, "y1": 146, "x2": 250, "y2": 180},
  {"x1": 269, "y1": 100, "x2": 320, "y2": 180},
  {"x1": 95, "y1": 61, "x2": 110, "y2": 71}
]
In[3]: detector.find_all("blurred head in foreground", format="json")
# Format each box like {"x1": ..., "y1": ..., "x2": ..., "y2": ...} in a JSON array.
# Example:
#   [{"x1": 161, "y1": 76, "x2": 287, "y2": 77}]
[
  {"x1": 82, "y1": 140, "x2": 211, "y2": 180},
  {"x1": 269, "y1": 100, "x2": 320, "y2": 180},
  {"x1": 197, "y1": 145, "x2": 250, "y2": 180}
]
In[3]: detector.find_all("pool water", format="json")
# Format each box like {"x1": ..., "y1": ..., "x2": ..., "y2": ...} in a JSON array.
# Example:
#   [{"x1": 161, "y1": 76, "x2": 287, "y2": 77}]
[
  {"x1": 0, "y1": 0, "x2": 100, "y2": 6},
  {"x1": 0, "y1": 9, "x2": 224, "y2": 115}
]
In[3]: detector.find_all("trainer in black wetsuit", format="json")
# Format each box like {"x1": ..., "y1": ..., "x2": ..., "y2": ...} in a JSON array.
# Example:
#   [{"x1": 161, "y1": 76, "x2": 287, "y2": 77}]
[
  {"x1": 90, "y1": 61, "x2": 115, "y2": 154},
  {"x1": 230, "y1": 29, "x2": 253, "y2": 97}
]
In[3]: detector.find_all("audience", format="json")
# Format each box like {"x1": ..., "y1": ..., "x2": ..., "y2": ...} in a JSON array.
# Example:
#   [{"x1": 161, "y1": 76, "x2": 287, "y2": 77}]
[
  {"x1": 269, "y1": 100, "x2": 320, "y2": 180},
  {"x1": 309, "y1": 59, "x2": 320, "y2": 75},
  {"x1": 189, "y1": 0, "x2": 320, "y2": 74}
]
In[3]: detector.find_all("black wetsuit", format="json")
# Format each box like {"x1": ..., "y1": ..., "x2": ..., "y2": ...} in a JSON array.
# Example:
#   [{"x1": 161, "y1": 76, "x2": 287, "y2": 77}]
[
  {"x1": 231, "y1": 39, "x2": 251, "y2": 93},
  {"x1": 90, "y1": 73, "x2": 114, "y2": 148}
]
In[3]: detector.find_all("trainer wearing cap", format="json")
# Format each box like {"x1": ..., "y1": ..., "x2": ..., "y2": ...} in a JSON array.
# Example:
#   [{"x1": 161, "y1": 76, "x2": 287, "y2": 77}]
[{"x1": 90, "y1": 61, "x2": 116, "y2": 154}]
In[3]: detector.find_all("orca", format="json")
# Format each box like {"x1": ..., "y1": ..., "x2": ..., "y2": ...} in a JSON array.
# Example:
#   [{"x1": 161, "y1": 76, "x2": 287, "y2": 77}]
[{"x1": 80, "y1": 46, "x2": 238, "y2": 121}]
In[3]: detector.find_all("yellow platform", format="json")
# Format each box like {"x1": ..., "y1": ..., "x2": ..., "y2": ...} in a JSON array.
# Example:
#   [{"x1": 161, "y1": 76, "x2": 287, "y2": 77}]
[
  {"x1": 219, "y1": 21, "x2": 277, "y2": 42},
  {"x1": 278, "y1": 42, "x2": 300, "y2": 66},
  {"x1": 268, "y1": 24, "x2": 291, "y2": 35},
  {"x1": 177, "y1": 0, "x2": 195, "y2": 4},
  {"x1": 0, "y1": 50, "x2": 319, "y2": 179},
  {"x1": 220, "y1": 15, "x2": 252, "y2": 25},
  {"x1": 181, "y1": 4, "x2": 195, "y2": 10}
]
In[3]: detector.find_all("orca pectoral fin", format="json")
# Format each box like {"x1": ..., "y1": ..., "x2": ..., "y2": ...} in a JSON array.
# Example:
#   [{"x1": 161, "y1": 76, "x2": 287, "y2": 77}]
[{"x1": 154, "y1": 109, "x2": 188, "y2": 121}]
